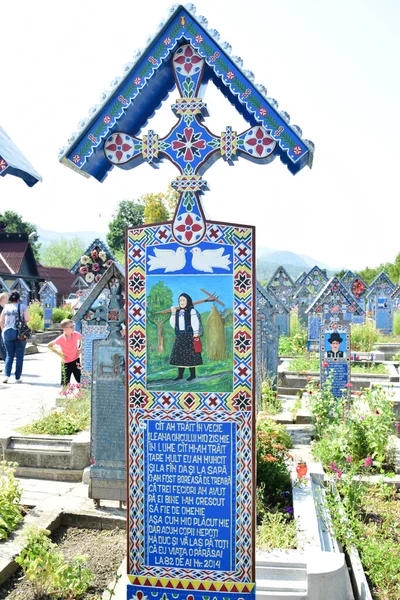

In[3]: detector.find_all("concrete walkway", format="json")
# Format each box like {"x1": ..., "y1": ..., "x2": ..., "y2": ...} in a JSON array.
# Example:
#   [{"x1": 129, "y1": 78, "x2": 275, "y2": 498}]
[{"x1": 0, "y1": 346, "x2": 62, "y2": 435}]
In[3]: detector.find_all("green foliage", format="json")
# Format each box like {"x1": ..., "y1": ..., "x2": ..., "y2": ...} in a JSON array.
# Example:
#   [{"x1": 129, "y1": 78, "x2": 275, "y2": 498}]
[
  {"x1": 40, "y1": 236, "x2": 85, "y2": 269},
  {"x1": 260, "y1": 377, "x2": 282, "y2": 414},
  {"x1": 16, "y1": 526, "x2": 93, "y2": 598},
  {"x1": 107, "y1": 199, "x2": 145, "y2": 252},
  {"x1": 0, "y1": 461, "x2": 23, "y2": 540},
  {"x1": 256, "y1": 415, "x2": 292, "y2": 511},
  {"x1": 143, "y1": 193, "x2": 170, "y2": 224},
  {"x1": 52, "y1": 306, "x2": 73, "y2": 323},
  {"x1": 287, "y1": 355, "x2": 319, "y2": 372},
  {"x1": 393, "y1": 311, "x2": 400, "y2": 336},
  {"x1": 18, "y1": 386, "x2": 90, "y2": 435},
  {"x1": 0, "y1": 210, "x2": 41, "y2": 259},
  {"x1": 309, "y1": 383, "x2": 395, "y2": 471},
  {"x1": 257, "y1": 511, "x2": 297, "y2": 551},
  {"x1": 325, "y1": 476, "x2": 400, "y2": 600},
  {"x1": 279, "y1": 313, "x2": 307, "y2": 356},
  {"x1": 351, "y1": 321, "x2": 379, "y2": 351},
  {"x1": 351, "y1": 362, "x2": 387, "y2": 374},
  {"x1": 28, "y1": 300, "x2": 44, "y2": 332}
]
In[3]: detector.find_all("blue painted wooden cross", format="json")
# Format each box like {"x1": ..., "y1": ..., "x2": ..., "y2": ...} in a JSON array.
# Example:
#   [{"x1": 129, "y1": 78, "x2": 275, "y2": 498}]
[{"x1": 104, "y1": 44, "x2": 276, "y2": 245}]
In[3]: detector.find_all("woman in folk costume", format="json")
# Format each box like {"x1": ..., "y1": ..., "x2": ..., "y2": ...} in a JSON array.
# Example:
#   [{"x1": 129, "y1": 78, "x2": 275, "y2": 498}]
[{"x1": 169, "y1": 293, "x2": 203, "y2": 381}]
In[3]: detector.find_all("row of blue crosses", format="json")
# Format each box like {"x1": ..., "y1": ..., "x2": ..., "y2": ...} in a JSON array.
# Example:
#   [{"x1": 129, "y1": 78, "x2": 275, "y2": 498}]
[{"x1": 104, "y1": 44, "x2": 277, "y2": 245}]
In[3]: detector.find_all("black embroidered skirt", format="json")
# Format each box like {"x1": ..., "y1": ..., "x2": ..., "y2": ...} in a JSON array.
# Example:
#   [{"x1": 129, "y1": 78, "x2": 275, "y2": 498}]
[{"x1": 170, "y1": 334, "x2": 203, "y2": 367}]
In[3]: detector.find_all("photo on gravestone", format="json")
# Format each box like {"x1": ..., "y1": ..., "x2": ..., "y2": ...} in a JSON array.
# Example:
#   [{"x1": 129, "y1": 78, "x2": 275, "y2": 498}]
[{"x1": 146, "y1": 241, "x2": 234, "y2": 393}]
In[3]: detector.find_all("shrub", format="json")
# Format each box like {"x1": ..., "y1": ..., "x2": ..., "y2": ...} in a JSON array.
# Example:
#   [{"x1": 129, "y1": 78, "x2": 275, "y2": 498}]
[
  {"x1": 16, "y1": 526, "x2": 93, "y2": 598},
  {"x1": 260, "y1": 377, "x2": 282, "y2": 414},
  {"x1": 393, "y1": 311, "x2": 400, "y2": 335},
  {"x1": 309, "y1": 383, "x2": 395, "y2": 471},
  {"x1": 256, "y1": 415, "x2": 292, "y2": 511},
  {"x1": 27, "y1": 300, "x2": 44, "y2": 332},
  {"x1": 287, "y1": 355, "x2": 319, "y2": 372},
  {"x1": 0, "y1": 461, "x2": 23, "y2": 540},
  {"x1": 351, "y1": 321, "x2": 379, "y2": 352},
  {"x1": 18, "y1": 385, "x2": 90, "y2": 435},
  {"x1": 257, "y1": 511, "x2": 297, "y2": 551},
  {"x1": 52, "y1": 305, "x2": 73, "y2": 323}
]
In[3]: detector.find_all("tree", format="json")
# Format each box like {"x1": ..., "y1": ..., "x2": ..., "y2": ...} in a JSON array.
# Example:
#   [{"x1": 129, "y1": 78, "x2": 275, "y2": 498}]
[
  {"x1": 143, "y1": 193, "x2": 170, "y2": 224},
  {"x1": 334, "y1": 269, "x2": 347, "y2": 279},
  {"x1": 0, "y1": 210, "x2": 41, "y2": 259},
  {"x1": 107, "y1": 200, "x2": 145, "y2": 253},
  {"x1": 147, "y1": 281, "x2": 173, "y2": 354},
  {"x1": 40, "y1": 237, "x2": 85, "y2": 269},
  {"x1": 388, "y1": 252, "x2": 400, "y2": 285}
]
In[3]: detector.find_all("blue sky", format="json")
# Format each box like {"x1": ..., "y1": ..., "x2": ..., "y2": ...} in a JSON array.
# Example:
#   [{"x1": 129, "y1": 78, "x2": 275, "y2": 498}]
[{"x1": 1, "y1": 0, "x2": 399, "y2": 271}]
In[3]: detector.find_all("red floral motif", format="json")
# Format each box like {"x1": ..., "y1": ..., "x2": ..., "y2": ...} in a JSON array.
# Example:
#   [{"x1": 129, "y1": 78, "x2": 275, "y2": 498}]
[
  {"x1": 195, "y1": 35, "x2": 203, "y2": 43},
  {"x1": 103, "y1": 116, "x2": 111, "y2": 124},
  {"x1": 352, "y1": 279, "x2": 365, "y2": 298},
  {"x1": 173, "y1": 45, "x2": 203, "y2": 75},
  {"x1": 163, "y1": 37, "x2": 171, "y2": 45},
  {"x1": 245, "y1": 127, "x2": 275, "y2": 157},
  {"x1": 72, "y1": 154, "x2": 81, "y2": 164},
  {"x1": 105, "y1": 133, "x2": 133, "y2": 162},
  {"x1": 293, "y1": 145, "x2": 302, "y2": 155},
  {"x1": 226, "y1": 70, "x2": 235, "y2": 80},
  {"x1": 134, "y1": 77, "x2": 142, "y2": 85},
  {"x1": 175, "y1": 213, "x2": 203, "y2": 242},
  {"x1": 0, "y1": 158, "x2": 8, "y2": 171},
  {"x1": 118, "y1": 95, "x2": 128, "y2": 104},
  {"x1": 259, "y1": 107, "x2": 268, "y2": 116},
  {"x1": 171, "y1": 127, "x2": 206, "y2": 162}
]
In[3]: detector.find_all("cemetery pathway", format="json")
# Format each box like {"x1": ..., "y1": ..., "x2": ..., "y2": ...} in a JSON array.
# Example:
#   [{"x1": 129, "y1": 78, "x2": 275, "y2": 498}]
[{"x1": 0, "y1": 346, "x2": 60, "y2": 435}]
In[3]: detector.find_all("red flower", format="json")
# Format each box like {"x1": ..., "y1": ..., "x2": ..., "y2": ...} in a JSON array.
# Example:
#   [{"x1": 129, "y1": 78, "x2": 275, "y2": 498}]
[
  {"x1": 92, "y1": 262, "x2": 101, "y2": 272},
  {"x1": 344, "y1": 383, "x2": 352, "y2": 388},
  {"x1": 362, "y1": 457, "x2": 373, "y2": 468},
  {"x1": 322, "y1": 362, "x2": 329, "y2": 368},
  {"x1": 94, "y1": 274, "x2": 102, "y2": 283},
  {"x1": 91, "y1": 249, "x2": 99, "y2": 260},
  {"x1": 79, "y1": 266, "x2": 88, "y2": 275},
  {"x1": 106, "y1": 259, "x2": 113, "y2": 267}
]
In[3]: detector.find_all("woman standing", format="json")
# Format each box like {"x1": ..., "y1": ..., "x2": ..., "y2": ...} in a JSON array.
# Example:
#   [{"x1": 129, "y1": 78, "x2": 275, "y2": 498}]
[
  {"x1": 169, "y1": 293, "x2": 203, "y2": 381},
  {"x1": 0, "y1": 291, "x2": 30, "y2": 384},
  {"x1": 0, "y1": 292, "x2": 9, "y2": 370}
]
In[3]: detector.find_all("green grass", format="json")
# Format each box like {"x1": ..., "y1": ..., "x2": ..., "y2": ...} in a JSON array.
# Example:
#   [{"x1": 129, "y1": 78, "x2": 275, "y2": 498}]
[{"x1": 287, "y1": 356, "x2": 388, "y2": 375}]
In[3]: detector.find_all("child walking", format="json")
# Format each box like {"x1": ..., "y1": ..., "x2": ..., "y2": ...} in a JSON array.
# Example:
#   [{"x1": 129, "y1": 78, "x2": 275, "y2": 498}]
[{"x1": 48, "y1": 319, "x2": 82, "y2": 386}]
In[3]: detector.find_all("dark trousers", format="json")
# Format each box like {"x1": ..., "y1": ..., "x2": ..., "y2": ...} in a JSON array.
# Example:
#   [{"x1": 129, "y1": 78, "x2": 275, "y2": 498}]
[{"x1": 61, "y1": 359, "x2": 81, "y2": 385}]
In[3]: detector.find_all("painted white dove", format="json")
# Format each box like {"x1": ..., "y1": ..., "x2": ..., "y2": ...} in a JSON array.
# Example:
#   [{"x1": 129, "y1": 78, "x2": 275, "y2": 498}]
[
  {"x1": 147, "y1": 247, "x2": 186, "y2": 272},
  {"x1": 190, "y1": 247, "x2": 231, "y2": 273}
]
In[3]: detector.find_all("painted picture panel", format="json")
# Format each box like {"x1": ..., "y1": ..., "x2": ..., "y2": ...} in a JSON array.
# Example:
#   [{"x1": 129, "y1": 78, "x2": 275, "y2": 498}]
[{"x1": 145, "y1": 241, "x2": 234, "y2": 393}]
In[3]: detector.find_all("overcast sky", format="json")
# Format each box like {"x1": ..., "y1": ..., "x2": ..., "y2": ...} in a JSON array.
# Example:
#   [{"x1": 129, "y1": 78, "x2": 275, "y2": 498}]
[{"x1": 1, "y1": 0, "x2": 399, "y2": 271}]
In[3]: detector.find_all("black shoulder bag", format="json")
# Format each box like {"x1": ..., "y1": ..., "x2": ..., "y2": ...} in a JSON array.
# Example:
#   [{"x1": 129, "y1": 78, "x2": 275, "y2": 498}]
[{"x1": 16, "y1": 304, "x2": 31, "y2": 342}]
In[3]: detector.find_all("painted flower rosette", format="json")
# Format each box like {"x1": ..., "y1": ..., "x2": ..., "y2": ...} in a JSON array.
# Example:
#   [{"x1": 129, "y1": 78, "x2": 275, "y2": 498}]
[{"x1": 78, "y1": 246, "x2": 113, "y2": 283}]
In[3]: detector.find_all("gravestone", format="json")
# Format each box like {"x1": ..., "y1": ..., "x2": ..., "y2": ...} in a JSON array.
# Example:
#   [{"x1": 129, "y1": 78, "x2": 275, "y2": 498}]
[
  {"x1": 392, "y1": 285, "x2": 400, "y2": 311},
  {"x1": 256, "y1": 283, "x2": 280, "y2": 407},
  {"x1": 266, "y1": 266, "x2": 295, "y2": 336},
  {"x1": 73, "y1": 263, "x2": 124, "y2": 385},
  {"x1": 340, "y1": 270, "x2": 368, "y2": 324},
  {"x1": 366, "y1": 272, "x2": 395, "y2": 334},
  {"x1": 10, "y1": 277, "x2": 30, "y2": 305},
  {"x1": 39, "y1": 281, "x2": 57, "y2": 329},
  {"x1": 59, "y1": 4, "x2": 314, "y2": 599},
  {"x1": 295, "y1": 266, "x2": 328, "y2": 330},
  {"x1": 307, "y1": 277, "x2": 364, "y2": 397},
  {"x1": 90, "y1": 271, "x2": 126, "y2": 505},
  {"x1": 0, "y1": 277, "x2": 10, "y2": 294},
  {"x1": 70, "y1": 238, "x2": 116, "y2": 288}
]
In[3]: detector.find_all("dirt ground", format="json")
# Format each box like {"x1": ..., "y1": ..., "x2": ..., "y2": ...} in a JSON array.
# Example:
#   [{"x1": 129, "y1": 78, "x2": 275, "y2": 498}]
[{"x1": 0, "y1": 526, "x2": 126, "y2": 599}]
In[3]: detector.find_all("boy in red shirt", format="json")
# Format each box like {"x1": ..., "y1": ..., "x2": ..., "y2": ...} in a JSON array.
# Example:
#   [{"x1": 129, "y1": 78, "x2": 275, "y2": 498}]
[{"x1": 48, "y1": 319, "x2": 82, "y2": 386}]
